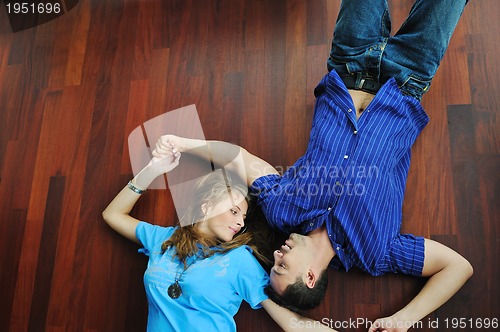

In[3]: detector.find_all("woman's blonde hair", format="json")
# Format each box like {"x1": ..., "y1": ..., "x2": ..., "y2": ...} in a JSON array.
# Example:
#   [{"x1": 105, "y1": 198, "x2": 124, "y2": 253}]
[{"x1": 161, "y1": 170, "x2": 270, "y2": 267}]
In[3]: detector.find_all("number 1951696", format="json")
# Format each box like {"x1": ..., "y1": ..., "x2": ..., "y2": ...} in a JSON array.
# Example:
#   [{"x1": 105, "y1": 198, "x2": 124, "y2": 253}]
[
  {"x1": 6, "y1": 2, "x2": 62, "y2": 14},
  {"x1": 444, "y1": 318, "x2": 498, "y2": 329}
]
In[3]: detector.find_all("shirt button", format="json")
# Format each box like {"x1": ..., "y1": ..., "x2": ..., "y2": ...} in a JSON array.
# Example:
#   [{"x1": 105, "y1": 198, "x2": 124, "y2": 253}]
[
  {"x1": 344, "y1": 155, "x2": 349, "y2": 159},
  {"x1": 353, "y1": 130, "x2": 358, "y2": 135},
  {"x1": 347, "y1": 108, "x2": 352, "y2": 113},
  {"x1": 310, "y1": 222, "x2": 314, "y2": 226},
  {"x1": 366, "y1": 109, "x2": 370, "y2": 112},
  {"x1": 336, "y1": 246, "x2": 341, "y2": 251},
  {"x1": 327, "y1": 207, "x2": 332, "y2": 211}
]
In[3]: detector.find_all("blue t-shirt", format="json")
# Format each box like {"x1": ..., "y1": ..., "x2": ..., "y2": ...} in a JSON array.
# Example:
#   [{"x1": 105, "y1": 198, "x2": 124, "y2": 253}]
[{"x1": 135, "y1": 222, "x2": 269, "y2": 332}]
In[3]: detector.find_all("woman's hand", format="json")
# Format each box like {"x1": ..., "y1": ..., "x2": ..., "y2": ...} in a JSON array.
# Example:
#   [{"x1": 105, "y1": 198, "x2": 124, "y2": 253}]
[
  {"x1": 131, "y1": 145, "x2": 181, "y2": 190},
  {"x1": 368, "y1": 316, "x2": 413, "y2": 332}
]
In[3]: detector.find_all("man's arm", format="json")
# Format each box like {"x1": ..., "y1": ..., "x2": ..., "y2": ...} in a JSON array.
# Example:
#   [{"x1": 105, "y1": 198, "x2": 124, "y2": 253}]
[
  {"x1": 154, "y1": 135, "x2": 279, "y2": 186},
  {"x1": 368, "y1": 239, "x2": 473, "y2": 332}
]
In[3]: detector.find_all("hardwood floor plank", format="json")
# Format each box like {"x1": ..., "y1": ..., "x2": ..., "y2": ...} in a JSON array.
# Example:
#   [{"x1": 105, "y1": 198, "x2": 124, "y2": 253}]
[
  {"x1": 306, "y1": 0, "x2": 327, "y2": 46},
  {"x1": 63, "y1": 1, "x2": 91, "y2": 87},
  {"x1": 0, "y1": 209, "x2": 27, "y2": 331},
  {"x1": 283, "y1": 0, "x2": 308, "y2": 163},
  {"x1": 27, "y1": 176, "x2": 66, "y2": 332},
  {"x1": 448, "y1": 104, "x2": 491, "y2": 320}
]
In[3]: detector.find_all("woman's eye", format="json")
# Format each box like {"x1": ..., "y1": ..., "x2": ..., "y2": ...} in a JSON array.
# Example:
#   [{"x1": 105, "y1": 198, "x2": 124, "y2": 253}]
[{"x1": 230, "y1": 209, "x2": 238, "y2": 215}]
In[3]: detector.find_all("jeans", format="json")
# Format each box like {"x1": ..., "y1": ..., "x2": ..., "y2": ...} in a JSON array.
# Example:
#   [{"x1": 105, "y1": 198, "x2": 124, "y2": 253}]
[{"x1": 327, "y1": 0, "x2": 469, "y2": 100}]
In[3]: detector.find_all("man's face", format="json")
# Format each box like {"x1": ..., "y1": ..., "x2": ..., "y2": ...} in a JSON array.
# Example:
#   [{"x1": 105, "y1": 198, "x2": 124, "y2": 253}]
[{"x1": 269, "y1": 233, "x2": 311, "y2": 295}]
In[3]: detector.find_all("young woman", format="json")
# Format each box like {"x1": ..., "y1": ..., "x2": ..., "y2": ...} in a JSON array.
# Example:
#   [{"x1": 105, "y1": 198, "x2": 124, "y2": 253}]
[{"x1": 102, "y1": 144, "x2": 335, "y2": 332}]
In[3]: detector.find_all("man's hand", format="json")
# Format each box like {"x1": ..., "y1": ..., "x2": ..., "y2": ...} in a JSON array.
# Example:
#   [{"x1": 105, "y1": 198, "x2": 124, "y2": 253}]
[{"x1": 154, "y1": 134, "x2": 185, "y2": 156}]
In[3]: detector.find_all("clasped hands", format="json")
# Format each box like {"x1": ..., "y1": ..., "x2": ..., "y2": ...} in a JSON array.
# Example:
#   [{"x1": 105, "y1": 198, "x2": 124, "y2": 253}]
[{"x1": 145, "y1": 135, "x2": 182, "y2": 175}]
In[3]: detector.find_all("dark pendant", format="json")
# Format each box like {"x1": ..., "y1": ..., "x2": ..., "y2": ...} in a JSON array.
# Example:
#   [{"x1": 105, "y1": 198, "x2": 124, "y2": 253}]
[{"x1": 168, "y1": 282, "x2": 182, "y2": 299}]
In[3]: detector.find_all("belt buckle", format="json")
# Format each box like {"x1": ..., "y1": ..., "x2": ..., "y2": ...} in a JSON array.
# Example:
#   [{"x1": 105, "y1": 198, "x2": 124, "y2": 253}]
[{"x1": 356, "y1": 79, "x2": 366, "y2": 90}]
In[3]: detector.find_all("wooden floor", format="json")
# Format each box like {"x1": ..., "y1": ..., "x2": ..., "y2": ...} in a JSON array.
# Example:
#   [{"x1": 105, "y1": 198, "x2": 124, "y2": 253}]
[{"x1": 0, "y1": 1, "x2": 498, "y2": 331}]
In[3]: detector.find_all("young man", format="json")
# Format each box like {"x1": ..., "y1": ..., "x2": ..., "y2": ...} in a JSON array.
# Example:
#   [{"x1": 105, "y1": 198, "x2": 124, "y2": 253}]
[{"x1": 155, "y1": 0, "x2": 473, "y2": 331}]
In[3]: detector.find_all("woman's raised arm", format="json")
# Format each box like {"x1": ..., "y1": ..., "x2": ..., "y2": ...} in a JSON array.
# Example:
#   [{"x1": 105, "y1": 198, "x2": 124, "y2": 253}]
[
  {"x1": 102, "y1": 152, "x2": 181, "y2": 243},
  {"x1": 261, "y1": 299, "x2": 337, "y2": 332}
]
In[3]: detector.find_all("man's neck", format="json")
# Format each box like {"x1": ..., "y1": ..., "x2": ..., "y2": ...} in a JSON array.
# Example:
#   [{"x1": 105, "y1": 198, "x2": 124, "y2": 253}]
[{"x1": 308, "y1": 226, "x2": 336, "y2": 266}]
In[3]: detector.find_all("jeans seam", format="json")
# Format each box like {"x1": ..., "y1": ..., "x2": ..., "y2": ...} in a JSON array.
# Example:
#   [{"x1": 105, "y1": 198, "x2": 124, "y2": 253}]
[{"x1": 381, "y1": 8, "x2": 391, "y2": 37}]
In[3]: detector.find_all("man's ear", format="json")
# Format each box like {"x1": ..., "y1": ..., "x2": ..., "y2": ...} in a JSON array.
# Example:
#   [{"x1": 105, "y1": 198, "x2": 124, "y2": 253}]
[{"x1": 305, "y1": 269, "x2": 316, "y2": 289}]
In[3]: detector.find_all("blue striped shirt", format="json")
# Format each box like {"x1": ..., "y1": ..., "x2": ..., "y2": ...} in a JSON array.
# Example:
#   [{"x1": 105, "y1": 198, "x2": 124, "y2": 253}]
[{"x1": 250, "y1": 70, "x2": 428, "y2": 276}]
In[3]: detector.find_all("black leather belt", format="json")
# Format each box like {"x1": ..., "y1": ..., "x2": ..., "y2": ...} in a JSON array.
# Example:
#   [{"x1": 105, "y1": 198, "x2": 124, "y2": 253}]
[{"x1": 340, "y1": 76, "x2": 381, "y2": 94}]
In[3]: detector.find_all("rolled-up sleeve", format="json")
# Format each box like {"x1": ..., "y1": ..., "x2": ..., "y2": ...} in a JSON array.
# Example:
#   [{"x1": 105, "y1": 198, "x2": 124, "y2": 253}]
[{"x1": 376, "y1": 234, "x2": 425, "y2": 276}]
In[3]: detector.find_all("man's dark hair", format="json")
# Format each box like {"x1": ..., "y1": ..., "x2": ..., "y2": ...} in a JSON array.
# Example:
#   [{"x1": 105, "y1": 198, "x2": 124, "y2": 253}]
[{"x1": 265, "y1": 269, "x2": 329, "y2": 313}]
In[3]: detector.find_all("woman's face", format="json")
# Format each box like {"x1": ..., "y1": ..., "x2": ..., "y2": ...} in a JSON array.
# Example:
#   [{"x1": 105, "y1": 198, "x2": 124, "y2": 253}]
[{"x1": 198, "y1": 191, "x2": 248, "y2": 242}]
